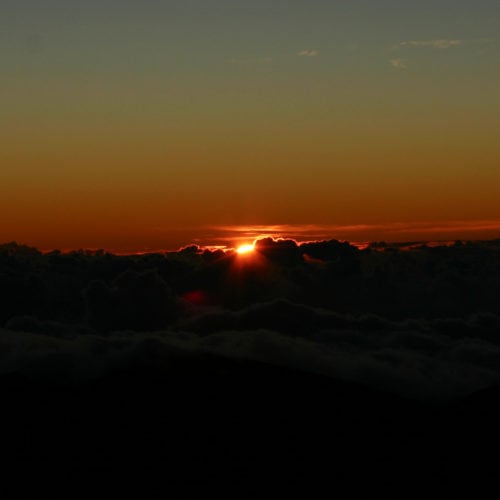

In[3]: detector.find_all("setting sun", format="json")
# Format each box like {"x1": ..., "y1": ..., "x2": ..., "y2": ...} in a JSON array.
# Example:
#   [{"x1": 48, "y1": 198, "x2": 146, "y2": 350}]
[{"x1": 236, "y1": 244, "x2": 255, "y2": 255}]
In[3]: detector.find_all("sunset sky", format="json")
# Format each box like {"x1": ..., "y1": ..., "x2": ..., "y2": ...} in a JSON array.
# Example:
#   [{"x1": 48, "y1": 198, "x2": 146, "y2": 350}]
[{"x1": 2, "y1": 0, "x2": 500, "y2": 251}]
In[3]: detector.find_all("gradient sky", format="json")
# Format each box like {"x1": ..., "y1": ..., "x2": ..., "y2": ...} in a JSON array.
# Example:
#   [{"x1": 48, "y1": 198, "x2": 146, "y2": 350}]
[{"x1": 2, "y1": 0, "x2": 500, "y2": 251}]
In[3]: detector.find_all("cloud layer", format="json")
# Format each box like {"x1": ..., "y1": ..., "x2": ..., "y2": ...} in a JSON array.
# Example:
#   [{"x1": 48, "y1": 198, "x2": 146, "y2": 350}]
[{"x1": 2, "y1": 239, "x2": 500, "y2": 399}]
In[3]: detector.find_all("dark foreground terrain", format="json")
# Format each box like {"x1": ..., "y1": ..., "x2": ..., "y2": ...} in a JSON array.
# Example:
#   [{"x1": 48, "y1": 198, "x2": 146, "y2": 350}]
[
  {"x1": 2, "y1": 239, "x2": 500, "y2": 497},
  {"x1": 2, "y1": 353, "x2": 499, "y2": 498}
]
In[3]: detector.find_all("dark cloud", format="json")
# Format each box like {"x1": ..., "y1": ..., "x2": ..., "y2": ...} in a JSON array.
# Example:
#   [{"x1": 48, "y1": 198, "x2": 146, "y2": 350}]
[
  {"x1": 1, "y1": 239, "x2": 500, "y2": 400},
  {"x1": 83, "y1": 269, "x2": 178, "y2": 332},
  {"x1": 2, "y1": 313, "x2": 500, "y2": 400}
]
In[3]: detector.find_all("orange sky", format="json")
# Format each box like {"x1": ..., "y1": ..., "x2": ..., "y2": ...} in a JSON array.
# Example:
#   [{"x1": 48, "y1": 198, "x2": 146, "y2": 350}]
[{"x1": 2, "y1": 1, "x2": 500, "y2": 251}]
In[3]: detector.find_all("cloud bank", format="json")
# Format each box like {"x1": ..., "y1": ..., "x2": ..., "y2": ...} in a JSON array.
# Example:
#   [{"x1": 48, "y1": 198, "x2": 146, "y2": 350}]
[{"x1": 2, "y1": 239, "x2": 500, "y2": 400}]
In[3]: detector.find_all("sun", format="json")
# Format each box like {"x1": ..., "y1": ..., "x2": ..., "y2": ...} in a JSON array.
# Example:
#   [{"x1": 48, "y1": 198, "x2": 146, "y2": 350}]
[{"x1": 236, "y1": 243, "x2": 255, "y2": 255}]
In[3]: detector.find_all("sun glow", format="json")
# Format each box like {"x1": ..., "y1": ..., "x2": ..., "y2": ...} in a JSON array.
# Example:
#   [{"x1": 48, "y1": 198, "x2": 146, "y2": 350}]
[{"x1": 236, "y1": 243, "x2": 255, "y2": 255}]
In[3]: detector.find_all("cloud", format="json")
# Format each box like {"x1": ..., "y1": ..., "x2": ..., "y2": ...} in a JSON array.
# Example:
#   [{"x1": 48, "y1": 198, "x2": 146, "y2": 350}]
[
  {"x1": 3, "y1": 311, "x2": 500, "y2": 400},
  {"x1": 400, "y1": 39, "x2": 463, "y2": 49},
  {"x1": 3, "y1": 239, "x2": 500, "y2": 400},
  {"x1": 297, "y1": 50, "x2": 319, "y2": 57},
  {"x1": 203, "y1": 220, "x2": 500, "y2": 248},
  {"x1": 4, "y1": 238, "x2": 500, "y2": 495},
  {"x1": 390, "y1": 58, "x2": 406, "y2": 69}
]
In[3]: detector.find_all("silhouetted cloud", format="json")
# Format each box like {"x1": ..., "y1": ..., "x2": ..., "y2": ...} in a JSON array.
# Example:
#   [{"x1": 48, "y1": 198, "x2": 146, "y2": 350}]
[
  {"x1": 2, "y1": 239, "x2": 500, "y2": 399},
  {"x1": 2, "y1": 313, "x2": 500, "y2": 399}
]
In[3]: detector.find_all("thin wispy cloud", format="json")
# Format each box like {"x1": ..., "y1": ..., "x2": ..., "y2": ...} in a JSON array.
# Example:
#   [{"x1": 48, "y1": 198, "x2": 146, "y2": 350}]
[
  {"x1": 297, "y1": 50, "x2": 319, "y2": 57},
  {"x1": 390, "y1": 58, "x2": 406, "y2": 69},
  {"x1": 210, "y1": 221, "x2": 500, "y2": 236},
  {"x1": 202, "y1": 220, "x2": 500, "y2": 248},
  {"x1": 400, "y1": 39, "x2": 463, "y2": 49}
]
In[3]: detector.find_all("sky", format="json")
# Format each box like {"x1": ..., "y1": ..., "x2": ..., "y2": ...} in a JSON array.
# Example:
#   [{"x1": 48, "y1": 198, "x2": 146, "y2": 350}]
[{"x1": 2, "y1": 0, "x2": 500, "y2": 251}]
